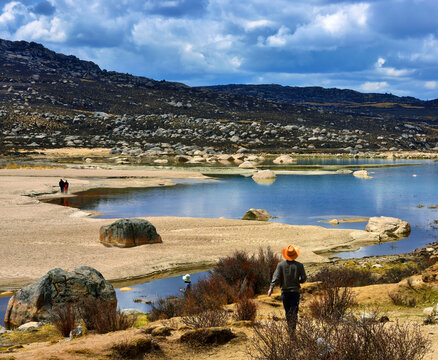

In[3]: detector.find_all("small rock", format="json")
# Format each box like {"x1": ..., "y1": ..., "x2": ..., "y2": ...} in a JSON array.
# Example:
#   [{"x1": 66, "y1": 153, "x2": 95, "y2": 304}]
[
  {"x1": 242, "y1": 208, "x2": 271, "y2": 221},
  {"x1": 18, "y1": 322, "x2": 43, "y2": 331}
]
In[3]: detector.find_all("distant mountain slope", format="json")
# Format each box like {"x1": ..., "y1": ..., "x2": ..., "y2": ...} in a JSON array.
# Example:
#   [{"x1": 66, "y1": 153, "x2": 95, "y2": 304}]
[
  {"x1": 1, "y1": 38, "x2": 438, "y2": 156},
  {"x1": 200, "y1": 84, "x2": 425, "y2": 106}
]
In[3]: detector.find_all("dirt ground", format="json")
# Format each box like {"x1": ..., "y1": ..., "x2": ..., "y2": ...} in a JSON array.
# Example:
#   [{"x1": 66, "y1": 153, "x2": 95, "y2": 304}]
[{"x1": 0, "y1": 281, "x2": 437, "y2": 360}]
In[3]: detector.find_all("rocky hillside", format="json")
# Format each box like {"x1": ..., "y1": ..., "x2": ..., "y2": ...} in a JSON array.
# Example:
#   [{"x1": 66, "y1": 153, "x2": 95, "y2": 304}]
[{"x1": 1, "y1": 38, "x2": 438, "y2": 157}]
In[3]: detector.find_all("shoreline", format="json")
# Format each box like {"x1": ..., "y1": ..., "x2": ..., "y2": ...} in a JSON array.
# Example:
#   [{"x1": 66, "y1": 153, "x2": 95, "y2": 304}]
[{"x1": 0, "y1": 167, "x2": 400, "y2": 291}]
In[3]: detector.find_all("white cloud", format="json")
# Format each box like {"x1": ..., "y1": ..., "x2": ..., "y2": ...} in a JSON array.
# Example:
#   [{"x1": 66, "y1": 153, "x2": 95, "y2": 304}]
[
  {"x1": 374, "y1": 57, "x2": 412, "y2": 77},
  {"x1": 360, "y1": 81, "x2": 389, "y2": 92},
  {"x1": 425, "y1": 81, "x2": 437, "y2": 89},
  {"x1": 15, "y1": 17, "x2": 66, "y2": 42},
  {"x1": 243, "y1": 19, "x2": 275, "y2": 31}
]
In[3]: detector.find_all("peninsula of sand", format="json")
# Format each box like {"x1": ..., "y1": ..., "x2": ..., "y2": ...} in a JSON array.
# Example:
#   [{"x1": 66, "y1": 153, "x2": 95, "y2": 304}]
[{"x1": 0, "y1": 168, "x2": 382, "y2": 291}]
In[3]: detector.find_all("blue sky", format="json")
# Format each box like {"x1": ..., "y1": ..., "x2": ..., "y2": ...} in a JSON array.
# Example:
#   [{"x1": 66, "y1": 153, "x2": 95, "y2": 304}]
[{"x1": 1, "y1": 0, "x2": 437, "y2": 99}]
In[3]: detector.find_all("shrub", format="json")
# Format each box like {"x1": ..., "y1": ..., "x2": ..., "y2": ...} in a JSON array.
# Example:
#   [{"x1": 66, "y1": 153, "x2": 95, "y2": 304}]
[
  {"x1": 388, "y1": 292, "x2": 417, "y2": 307},
  {"x1": 50, "y1": 303, "x2": 76, "y2": 337},
  {"x1": 77, "y1": 298, "x2": 136, "y2": 334},
  {"x1": 234, "y1": 293, "x2": 258, "y2": 322},
  {"x1": 181, "y1": 301, "x2": 229, "y2": 329},
  {"x1": 149, "y1": 297, "x2": 184, "y2": 321},
  {"x1": 111, "y1": 335, "x2": 159, "y2": 359},
  {"x1": 249, "y1": 315, "x2": 431, "y2": 360},
  {"x1": 213, "y1": 247, "x2": 280, "y2": 296},
  {"x1": 308, "y1": 269, "x2": 356, "y2": 321},
  {"x1": 310, "y1": 266, "x2": 376, "y2": 287},
  {"x1": 180, "y1": 327, "x2": 236, "y2": 346}
]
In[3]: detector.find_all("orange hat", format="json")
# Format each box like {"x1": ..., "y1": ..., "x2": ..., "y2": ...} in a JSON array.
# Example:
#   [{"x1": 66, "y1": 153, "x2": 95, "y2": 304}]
[{"x1": 282, "y1": 245, "x2": 299, "y2": 261}]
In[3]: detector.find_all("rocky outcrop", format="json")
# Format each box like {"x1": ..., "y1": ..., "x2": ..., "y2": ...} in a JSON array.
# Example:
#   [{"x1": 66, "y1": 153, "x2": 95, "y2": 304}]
[
  {"x1": 365, "y1": 216, "x2": 411, "y2": 238},
  {"x1": 353, "y1": 170, "x2": 372, "y2": 178},
  {"x1": 4, "y1": 266, "x2": 116, "y2": 328},
  {"x1": 100, "y1": 218, "x2": 162, "y2": 248},
  {"x1": 273, "y1": 155, "x2": 296, "y2": 165},
  {"x1": 242, "y1": 209, "x2": 271, "y2": 221},
  {"x1": 252, "y1": 170, "x2": 276, "y2": 180}
]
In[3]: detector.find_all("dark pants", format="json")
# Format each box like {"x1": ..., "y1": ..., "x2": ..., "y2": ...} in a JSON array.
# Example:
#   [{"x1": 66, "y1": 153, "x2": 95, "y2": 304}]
[{"x1": 282, "y1": 291, "x2": 300, "y2": 330}]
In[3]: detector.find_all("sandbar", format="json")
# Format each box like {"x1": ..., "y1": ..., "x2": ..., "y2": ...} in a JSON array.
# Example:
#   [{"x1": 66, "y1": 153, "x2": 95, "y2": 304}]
[{"x1": 0, "y1": 168, "x2": 382, "y2": 290}]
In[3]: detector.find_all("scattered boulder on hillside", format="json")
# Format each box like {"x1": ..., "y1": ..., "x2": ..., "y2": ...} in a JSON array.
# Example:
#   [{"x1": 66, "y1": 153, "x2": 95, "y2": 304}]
[
  {"x1": 100, "y1": 218, "x2": 162, "y2": 248},
  {"x1": 242, "y1": 208, "x2": 271, "y2": 221},
  {"x1": 365, "y1": 216, "x2": 411, "y2": 238},
  {"x1": 4, "y1": 266, "x2": 116, "y2": 328}
]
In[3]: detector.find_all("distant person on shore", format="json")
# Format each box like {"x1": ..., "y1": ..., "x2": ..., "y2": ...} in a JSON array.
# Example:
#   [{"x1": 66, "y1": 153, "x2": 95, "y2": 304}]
[
  {"x1": 59, "y1": 179, "x2": 65, "y2": 193},
  {"x1": 64, "y1": 180, "x2": 69, "y2": 194},
  {"x1": 180, "y1": 274, "x2": 192, "y2": 295},
  {"x1": 268, "y1": 245, "x2": 307, "y2": 331}
]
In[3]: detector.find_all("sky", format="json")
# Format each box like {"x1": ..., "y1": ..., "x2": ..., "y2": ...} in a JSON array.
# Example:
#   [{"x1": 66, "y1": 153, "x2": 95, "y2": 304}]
[{"x1": 0, "y1": 0, "x2": 437, "y2": 100}]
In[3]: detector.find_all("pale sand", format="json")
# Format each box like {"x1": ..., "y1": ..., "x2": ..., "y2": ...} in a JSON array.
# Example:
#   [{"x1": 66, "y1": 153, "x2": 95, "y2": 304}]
[{"x1": 0, "y1": 168, "x2": 381, "y2": 290}]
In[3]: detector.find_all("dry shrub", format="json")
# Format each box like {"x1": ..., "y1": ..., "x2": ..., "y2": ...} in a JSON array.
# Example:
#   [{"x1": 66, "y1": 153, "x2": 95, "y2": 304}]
[
  {"x1": 308, "y1": 273, "x2": 356, "y2": 321},
  {"x1": 191, "y1": 274, "x2": 239, "y2": 307},
  {"x1": 149, "y1": 297, "x2": 184, "y2": 321},
  {"x1": 181, "y1": 306, "x2": 228, "y2": 329},
  {"x1": 234, "y1": 291, "x2": 258, "y2": 322},
  {"x1": 388, "y1": 292, "x2": 417, "y2": 307},
  {"x1": 213, "y1": 247, "x2": 280, "y2": 296},
  {"x1": 111, "y1": 335, "x2": 159, "y2": 359},
  {"x1": 249, "y1": 315, "x2": 431, "y2": 360},
  {"x1": 180, "y1": 327, "x2": 236, "y2": 346},
  {"x1": 78, "y1": 298, "x2": 136, "y2": 334},
  {"x1": 310, "y1": 266, "x2": 375, "y2": 287},
  {"x1": 50, "y1": 303, "x2": 76, "y2": 337},
  {"x1": 380, "y1": 262, "x2": 426, "y2": 283}
]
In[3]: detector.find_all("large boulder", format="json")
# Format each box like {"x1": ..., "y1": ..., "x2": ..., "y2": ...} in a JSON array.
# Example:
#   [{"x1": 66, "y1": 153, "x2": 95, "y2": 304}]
[
  {"x1": 100, "y1": 218, "x2": 162, "y2": 248},
  {"x1": 242, "y1": 208, "x2": 271, "y2": 221},
  {"x1": 5, "y1": 266, "x2": 116, "y2": 328},
  {"x1": 365, "y1": 216, "x2": 411, "y2": 238}
]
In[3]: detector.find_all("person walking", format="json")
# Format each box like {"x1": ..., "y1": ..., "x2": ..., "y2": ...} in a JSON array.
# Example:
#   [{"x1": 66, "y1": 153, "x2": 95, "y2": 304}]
[
  {"x1": 268, "y1": 245, "x2": 307, "y2": 330},
  {"x1": 64, "y1": 180, "x2": 69, "y2": 194},
  {"x1": 59, "y1": 179, "x2": 65, "y2": 193}
]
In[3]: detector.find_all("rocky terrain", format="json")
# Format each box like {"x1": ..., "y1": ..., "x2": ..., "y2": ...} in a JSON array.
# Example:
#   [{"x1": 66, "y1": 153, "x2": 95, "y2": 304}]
[{"x1": 1, "y1": 39, "x2": 438, "y2": 159}]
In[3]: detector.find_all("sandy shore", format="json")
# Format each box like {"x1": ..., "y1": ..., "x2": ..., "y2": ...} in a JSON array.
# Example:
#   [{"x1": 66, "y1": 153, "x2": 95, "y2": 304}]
[{"x1": 0, "y1": 168, "x2": 382, "y2": 291}]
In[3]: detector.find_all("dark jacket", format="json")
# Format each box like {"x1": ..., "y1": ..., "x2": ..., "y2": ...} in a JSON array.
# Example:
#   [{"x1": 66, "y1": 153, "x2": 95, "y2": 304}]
[{"x1": 269, "y1": 260, "x2": 307, "y2": 293}]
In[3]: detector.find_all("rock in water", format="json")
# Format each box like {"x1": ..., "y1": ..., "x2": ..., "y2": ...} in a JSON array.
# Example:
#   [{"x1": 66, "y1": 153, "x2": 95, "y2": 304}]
[
  {"x1": 100, "y1": 218, "x2": 162, "y2": 248},
  {"x1": 5, "y1": 266, "x2": 116, "y2": 328},
  {"x1": 365, "y1": 216, "x2": 411, "y2": 238},
  {"x1": 242, "y1": 208, "x2": 271, "y2": 221}
]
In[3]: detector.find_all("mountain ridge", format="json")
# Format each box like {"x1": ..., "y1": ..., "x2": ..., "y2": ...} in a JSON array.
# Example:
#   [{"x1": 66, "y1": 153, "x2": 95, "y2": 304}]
[{"x1": 1, "y1": 38, "x2": 438, "y2": 157}]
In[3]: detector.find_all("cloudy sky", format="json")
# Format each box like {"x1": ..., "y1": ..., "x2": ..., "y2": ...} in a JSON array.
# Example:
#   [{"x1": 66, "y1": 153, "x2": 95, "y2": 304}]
[{"x1": 1, "y1": 0, "x2": 437, "y2": 99}]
